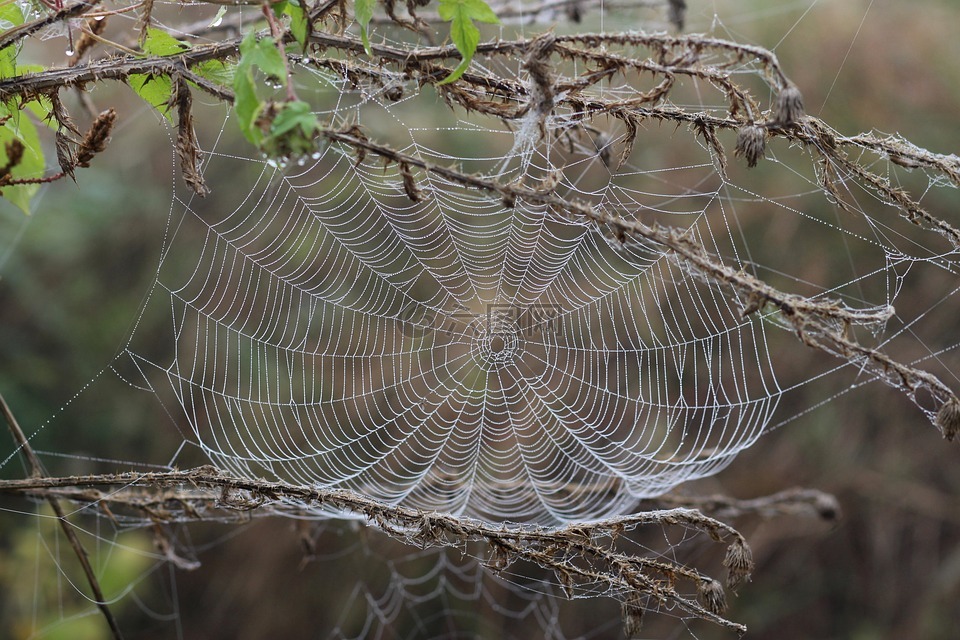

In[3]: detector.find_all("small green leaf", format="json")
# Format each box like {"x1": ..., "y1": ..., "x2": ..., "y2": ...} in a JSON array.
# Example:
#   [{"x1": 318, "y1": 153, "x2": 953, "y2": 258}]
[
  {"x1": 355, "y1": 0, "x2": 375, "y2": 56},
  {"x1": 141, "y1": 27, "x2": 191, "y2": 57},
  {"x1": 194, "y1": 59, "x2": 235, "y2": 87},
  {"x1": 0, "y1": 3, "x2": 23, "y2": 79},
  {"x1": 233, "y1": 71, "x2": 262, "y2": 145},
  {"x1": 269, "y1": 100, "x2": 317, "y2": 137},
  {"x1": 209, "y1": 6, "x2": 227, "y2": 28},
  {"x1": 0, "y1": 105, "x2": 45, "y2": 215},
  {"x1": 262, "y1": 100, "x2": 320, "y2": 158},
  {"x1": 437, "y1": 0, "x2": 499, "y2": 85},
  {"x1": 284, "y1": 1, "x2": 309, "y2": 50},
  {"x1": 438, "y1": 0, "x2": 499, "y2": 24},
  {"x1": 0, "y1": 2, "x2": 24, "y2": 32},
  {"x1": 129, "y1": 73, "x2": 175, "y2": 122},
  {"x1": 237, "y1": 33, "x2": 287, "y2": 84},
  {"x1": 233, "y1": 32, "x2": 291, "y2": 146}
]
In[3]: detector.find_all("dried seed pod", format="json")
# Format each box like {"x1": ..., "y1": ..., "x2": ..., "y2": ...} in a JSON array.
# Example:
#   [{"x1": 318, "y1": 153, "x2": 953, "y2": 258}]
[
  {"x1": 936, "y1": 397, "x2": 960, "y2": 441},
  {"x1": 774, "y1": 82, "x2": 805, "y2": 125},
  {"x1": 723, "y1": 538, "x2": 754, "y2": 590},
  {"x1": 698, "y1": 579, "x2": 727, "y2": 615},
  {"x1": 734, "y1": 123, "x2": 767, "y2": 168},
  {"x1": 75, "y1": 109, "x2": 117, "y2": 168}
]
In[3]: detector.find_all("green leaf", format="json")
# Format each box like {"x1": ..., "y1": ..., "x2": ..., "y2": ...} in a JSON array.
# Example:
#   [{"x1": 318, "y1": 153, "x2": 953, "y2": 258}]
[
  {"x1": 438, "y1": 0, "x2": 499, "y2": 25},
  {"x1": 237, "y1": 33, "x2": 286, "y2": 84},
  {"x1": 269, "y1": 100, "x2": 317, "y2": 137},
  {"x1": 128, "y1": 28, "x2": 192, "y2": 121},
  {"x1": 0, "y1": 2, "x2": 24, "y2": 32},
  {"x1": 141, "y1": 27, "x2": 191, "y2": 57},
  {"x1": 233, "y1": 32, "x2": 290, "y2": 146},
  {"x1": 437, "y1": 0, "x2": 499, "y2": 85},
  {"x1": 194, "y1": 59, "x2": 235, "y2": 87},
  {"x1": 209, "y1": 6, "x2": 227, "y2": 28},
  {"x1": 233, "y1": 71, "x2": 262, "y2": 145},
  {"x1": 262, "y1": 100, "x2": 320, "y2": 158},
  {"x1": 0, "y1": 104, "x2": 45, "y2": 215},
  {"x1": 129, "y1": 73, "x2": 175, "y2": 123},
  {"x1": 0, "y1": 3, "x2": 23, "y2": 79},
  {"x1": 355, "y1": 0, "x2": 375, "y2": 56},
  {"x1": 284, "y1": 1, "x2": 309, "y2": 50}
]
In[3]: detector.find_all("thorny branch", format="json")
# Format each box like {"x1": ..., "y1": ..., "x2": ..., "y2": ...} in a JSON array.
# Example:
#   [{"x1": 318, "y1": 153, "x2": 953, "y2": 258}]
[
  {"x1": 0, "y1": 466, "x2": 853, "y2": 634},
  {"x1": 314, "y1": 123, "x2": 960, "y2": 434}
]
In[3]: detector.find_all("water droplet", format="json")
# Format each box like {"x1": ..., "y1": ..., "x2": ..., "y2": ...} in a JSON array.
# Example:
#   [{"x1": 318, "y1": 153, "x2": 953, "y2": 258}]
[
  {"x1": 94, "y1": 15, "x2": 104, "y2": 21},
  {"x1": 311, "y1": 152, "x2": 322, "y2": 160},
  {"x1": 297, "y1": 157, "x2": 306, "y2": 166},
  {"x1": 65, "y1": 49, "x2": 75, "y2": 56}
]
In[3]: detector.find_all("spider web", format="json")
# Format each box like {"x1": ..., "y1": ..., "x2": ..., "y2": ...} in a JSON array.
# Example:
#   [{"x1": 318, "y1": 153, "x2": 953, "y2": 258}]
[
  {"x1": 133, "y1": 68, "x2": 781, "y2": 528},
  {"x1": 2, "y1": 0, "x2": 959, "y2": 637}
]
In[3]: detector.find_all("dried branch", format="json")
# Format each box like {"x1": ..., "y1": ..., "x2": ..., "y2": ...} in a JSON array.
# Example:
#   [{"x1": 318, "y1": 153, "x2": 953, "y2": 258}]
[{"x1": 0, "y1": 466, "x2": 754, "y2": 633}]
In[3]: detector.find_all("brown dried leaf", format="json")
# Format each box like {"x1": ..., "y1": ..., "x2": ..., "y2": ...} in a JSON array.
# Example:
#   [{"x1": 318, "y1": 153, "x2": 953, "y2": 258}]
[
  {"x1": 69, "y1": 16, "x2": 108, "y2": 67},
  {"x1": 55, "y1": 130, "x2": 75, "y2": 181},
  {"x1": 617, "y1": 114, "x2": 640, "y2": 171},
  {"x1": 50, "y1": 90, "x2": 80, "y2": 135},
  {"x1": 174, "y1": 77, "x2": 208, "y2": 197}
]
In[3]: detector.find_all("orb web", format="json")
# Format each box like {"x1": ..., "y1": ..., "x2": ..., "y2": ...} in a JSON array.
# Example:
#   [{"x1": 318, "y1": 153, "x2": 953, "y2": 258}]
[{"x1": 121, "y1": 32, "x2": 804, "y2": 529}]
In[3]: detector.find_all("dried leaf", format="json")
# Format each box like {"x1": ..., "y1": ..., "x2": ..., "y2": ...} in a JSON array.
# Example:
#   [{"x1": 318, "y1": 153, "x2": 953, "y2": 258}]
[{"x1": 173, "y1": 77, "x2": 208, "y2": 197}]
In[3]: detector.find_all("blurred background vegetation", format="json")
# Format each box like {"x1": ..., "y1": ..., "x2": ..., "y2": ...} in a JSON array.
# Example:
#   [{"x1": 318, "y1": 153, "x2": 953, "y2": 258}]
[{"x1": 1, "y1": 0, "x2": 959, "y2": 638}]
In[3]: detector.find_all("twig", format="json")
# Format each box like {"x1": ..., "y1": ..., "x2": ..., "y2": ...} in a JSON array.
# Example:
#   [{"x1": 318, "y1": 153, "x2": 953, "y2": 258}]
[
  {"x1": 0, "y1": 466, "x2": 756, "y2": 632},
  {"x1": 0, "y1": 393, "x2": 124, "y2": 640}
]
